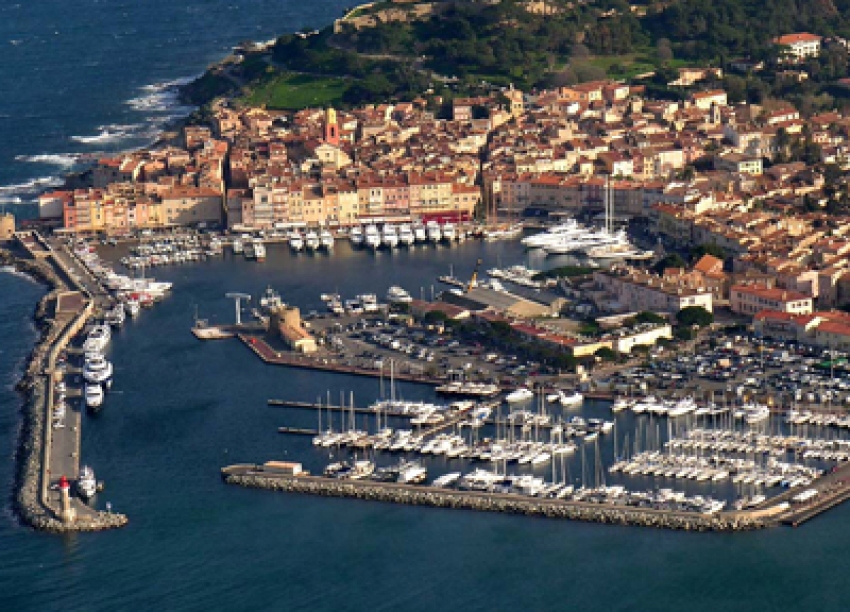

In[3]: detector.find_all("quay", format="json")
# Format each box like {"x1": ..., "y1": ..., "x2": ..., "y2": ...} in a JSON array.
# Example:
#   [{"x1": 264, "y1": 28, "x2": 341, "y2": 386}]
[
  {"x1": 2, "y1": 233, "x2": 127, "y2": 532},
  {"x1": 220, "y1": 464, "x2": 769, "y2": 532},
  {"x1": 239, "y1": 333, "x2": 444, "y2": 385}
]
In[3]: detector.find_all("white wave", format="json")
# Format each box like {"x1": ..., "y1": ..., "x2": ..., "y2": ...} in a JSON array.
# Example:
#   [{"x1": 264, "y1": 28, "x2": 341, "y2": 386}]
[
  {"x1": 70, "y1": 128, "x2": 136, "y2": 145},
  {"x1": 0, "y1": 175, "x2": 63, "y2": 196},
  {"x1": 127, "y1": 74, "x2": 200, "y2": 115},
  {"x1": 14, "y1": 153, "x2": 79, "y2": 167}
]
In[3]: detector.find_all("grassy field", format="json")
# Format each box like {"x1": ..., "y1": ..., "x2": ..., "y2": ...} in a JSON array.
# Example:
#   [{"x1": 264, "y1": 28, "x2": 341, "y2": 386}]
[{"x1": 242, "y1": 72, "x2": 350, "y2": 110}]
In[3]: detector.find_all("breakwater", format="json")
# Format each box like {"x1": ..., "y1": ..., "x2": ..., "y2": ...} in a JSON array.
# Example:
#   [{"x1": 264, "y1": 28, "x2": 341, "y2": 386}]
[
  {"x1": 221, "y1": 465, "x2": 771, "y2": 532},
  {"x1": 1, "y1": 243, "x2": 128, "y2": 532}
]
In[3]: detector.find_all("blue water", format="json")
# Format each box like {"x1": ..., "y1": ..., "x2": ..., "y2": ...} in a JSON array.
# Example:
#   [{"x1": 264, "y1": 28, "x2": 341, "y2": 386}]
[
  {"x1": 2, "y1": 2, "x2": 850, "y2": 608},
  {"x1": 2, "y1": 241, "x2": 850, "y2": 611},
  {"x1": 0, "y1": 0, "x2": 351, "y2": 215}
]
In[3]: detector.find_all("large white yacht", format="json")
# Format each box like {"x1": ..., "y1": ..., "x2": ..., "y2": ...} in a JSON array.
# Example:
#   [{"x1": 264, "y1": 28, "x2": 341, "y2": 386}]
[
  {"x1": 83, "y1": 355, "x2": 114, "y2": 386},
  {"x1": 382, "y1": 224, "x2": 399, "y2": 249},
  {"x1": 77, "y1": 466, "x2": 97, "y2": 500},
  {"x1": 441, "y1": 223, "x2": 457, "y2": 243},
  {"x1": 413, "y1": 223, "x2": 427, "y2": 243},
  {"x1": 521, "y1": 220, "x2": 584, "y2": 248},
  {"x1": 386, "y1": 286, "x2": 413, "y2": 304},
  {"x1": 289, "y1": 231, "x2": 304, "y2": 252},
  {"x1": 349, "y1": 226, "x2": 364, "y2": 247},
  {"x1": 398, "y1": 224, "x2": 415, "y2": 246},
  {"x1": 320, "y1": 229, "x2": 334, "y2": 251},
  {"x1": 304, "y1": 230, "x2": 320, "y2": 251},
  {"x1": 543, "y1": 228, "x2": 629, "y2": 255},
  {"x1": 364, "y1": 224, "x2": 381, "y2": 250},
  {"x1": 426, "y1": 221, "x2": 441, "y2": 243},
  {"x1": 85, "y1": 383, "x2": 104, "y2": 410},
  {"x1": 505, "y1": 388, "x2": 534, "y2": 403},
  {"x1": 82, "y1": 324, "x2": 111, "y2": 354}
]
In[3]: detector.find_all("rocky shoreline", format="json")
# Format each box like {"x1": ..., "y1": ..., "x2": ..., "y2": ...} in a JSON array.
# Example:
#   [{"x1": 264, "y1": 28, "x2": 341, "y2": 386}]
[
  {"x1": 222, "y1": 470, "x2": 770, "y2": 533},
  {"x1": 1, "y1": 246, "x2": 128, "y2": 533}
]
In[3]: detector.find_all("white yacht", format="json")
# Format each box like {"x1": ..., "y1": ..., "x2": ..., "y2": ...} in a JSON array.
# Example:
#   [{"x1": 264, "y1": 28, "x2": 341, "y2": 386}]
[
  {"x1": 382, "y1": 224, "x2": 399, "y2": 249},
  {"x1": 505, "y1": 388, "x2": 534, "y2": 403},
  {"x1": 320, "y1": 229, "x2": 335, "y2": 251},
  {"x1": 85, "y1": 383, "x2": 104, "y2": 410},
  {"x1": 398, "y1": 224, "x2": 415, "y2": 246},
  {"x1": 585, "y1": 243, "x2": 647, "y2": 260},
  {"x1": 304, "y1": 231, "x2": 320, "y2": 251},
  {"x1": 253, "y1": 239, "x2": 266, "y2": 262},
  {"x1": 124, "y1": 298, "x2": 141, "y2": 318},
  {"x1": 83, "y1": 355, "x2": 113, "y2": 386},
  {"x1": 413, "y1": 224, "x2": 427, "y2": 242},
  {"x1": 560, "y1": 391, "x2": 584, "y2": 407},
  {"x1": 441, "y1": 223, "x2": 457, "y2": 243},
  {"x1": 349, "y1": 226, "x2": 364, "y2": 247},
  {"x1": 521, "y1": 220, "x2": 584, "y2": 248},
  {"x1": 386, "y1": 286, "x2": 413, "y2": 304},
  {"x1": 397, "y1": 461, "x2": 428, "y2": 484},
  {"x1": 426, "y1": 221, "x2": 442, "y2": 243},
  {"x1": 82, "y1": 324, "x2": 111, "y2": 354},
  {"x1": 433, "y1": 472, "x2": 462, "y2": 488},
  {"x1": 364, "y1": 224, "x2": 381, "y2": 250},
  {"x1": 289, "y1": 231, "x2": 304, "y2": 252},
  {"x1": 359, "y1": 294, "x2": 380, "y2": 313},
  {"x1": 77, "y1": 466, "x2": 97, "y2": 500}
]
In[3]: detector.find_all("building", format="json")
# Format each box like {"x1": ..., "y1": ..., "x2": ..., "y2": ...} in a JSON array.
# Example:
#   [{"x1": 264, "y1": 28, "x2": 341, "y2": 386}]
[
  {"x1": 715, "y1": 152, "x2": 763, "y2": 176},
  {"x1": 774, "y1": 33, "x2": 822, "y2": 61},
  {"x1": 0, "y1": 213, "x2": 15, "y2": 241},
  {"x1": 593, "y1": 267, "x2": 714, "y2": 315},
  {"x1": 271, "y1": 305, "x2": 317, "y2": 353},
  {"x1": 730, "y1": 284, "x2": 812, "y2": 316}
]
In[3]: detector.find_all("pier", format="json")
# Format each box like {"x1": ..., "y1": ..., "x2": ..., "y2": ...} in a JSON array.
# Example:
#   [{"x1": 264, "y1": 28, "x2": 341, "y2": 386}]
[
  {"x1": 240, "y1": 334, "x2": 444, "y2": 385},
  {"x1": 3, "y1": 234, "x2": 127, "y2": 532},
  {"x1": 220, "y1": 464, "x2": 770, "y2": 532}
]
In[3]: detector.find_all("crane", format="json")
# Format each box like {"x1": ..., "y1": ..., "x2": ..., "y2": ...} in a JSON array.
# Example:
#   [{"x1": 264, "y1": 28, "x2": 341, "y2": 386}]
[
  {"x1": 466, "y1": 258, "x2": 483, "y2": 293},
  {"x1": 225, "y1": 292, "x2": 252, "y2": 325}
]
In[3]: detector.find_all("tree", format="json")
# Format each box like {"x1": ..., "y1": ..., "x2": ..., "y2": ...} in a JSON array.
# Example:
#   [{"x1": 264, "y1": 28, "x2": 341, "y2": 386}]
[
  {"x1": 656, "y1": 38, "x2": 673, "y2": 64},
  {"x1": 634, "y1": 311, "x2": 667, "y2": 325},
  {"x1": 676, "y1": 306, "x2": 714, "y2": 328},
  {"x1": 652, "y1": 253, "x2": 687, "y2": 274},
  {"x1": 595, "y1": 346, "x2": 618, "y2": 362},
  {"x1": 689, "y1": 243, "x2": 727, "y2": 261}
]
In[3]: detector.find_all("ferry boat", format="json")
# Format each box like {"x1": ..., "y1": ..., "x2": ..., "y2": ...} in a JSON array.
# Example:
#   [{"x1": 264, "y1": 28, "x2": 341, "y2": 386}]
[
  {"x1": 85, "y1": 383, "x2": 104, "y2": 410},
  {"x1": 349, "y1": 226, "x2": 364, "y2": 247},
  {"x1": 398, "y1": 224, "x2": 415, "y2": 246},
  {"x1": 364, "y1": 224, "x2": 381, "y2": 250},
  {"x1": 382, "y1": 224, "x2": 399, "y2": 249},
  {"x1": 288, "y1": 232, "x2": 304, "y2": 252},
  {"x1": 304, "y1": 231, "x2": 320, "y2": 251},
  {"x1": 426, "y1": 221, "x2": 441, "y2": 243},
  {"x1": 386, "y1": 285, "x2": 412, "y2": 304},
  {"x1": 77, "y1": 466, "x2": 97, "y2": 500},
  {"x1": 320, "y1": 229, "x2": 334, "y2": 250}
]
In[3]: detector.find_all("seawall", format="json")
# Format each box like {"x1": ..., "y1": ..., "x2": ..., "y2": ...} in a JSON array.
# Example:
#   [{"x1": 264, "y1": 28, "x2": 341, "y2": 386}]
[{"x1": 221, "y1": 466, "x2": 771, "y2": 532}]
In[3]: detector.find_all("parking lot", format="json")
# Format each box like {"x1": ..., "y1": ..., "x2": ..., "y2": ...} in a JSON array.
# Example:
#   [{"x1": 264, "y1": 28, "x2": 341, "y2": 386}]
[{"x1": 607, "y1": 331, "x2": 850, "y2": 408}]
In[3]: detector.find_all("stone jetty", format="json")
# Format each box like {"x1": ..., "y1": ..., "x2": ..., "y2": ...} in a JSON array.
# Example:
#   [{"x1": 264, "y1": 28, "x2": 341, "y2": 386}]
[
  {"x1": 221, "y1": 465, "x2": 771, "y2": 532},
  {"x1": 2, "y1": 239, "x2": 128, "y2": 533}
]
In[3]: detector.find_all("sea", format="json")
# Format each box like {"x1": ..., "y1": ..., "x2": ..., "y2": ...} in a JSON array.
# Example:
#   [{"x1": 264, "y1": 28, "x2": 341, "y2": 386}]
[{"x1": 1, "y1": 2, "x2": 850, "y2": 610}]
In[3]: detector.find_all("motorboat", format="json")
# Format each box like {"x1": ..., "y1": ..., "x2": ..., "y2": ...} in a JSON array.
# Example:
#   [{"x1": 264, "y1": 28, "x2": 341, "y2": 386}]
[
  {"x1": 104, "y1": 304, "x2": 125, "y2": 328},
  {"x1": 289, "y1": 232, "x2": 304, "y2": 252},
  {"x1": 398, "y1": 224, "x2": 415, "y2": 246},
  {"x1": 85, "y1": 383, "x2": 104, "y2": 410},
  {"x1": 304, "y1": 231, "x2": 320, "y2": 251},
  {"x1": 77, "y1": 466, "x2": 97, "y2": 500},
  {"x1": 505, "y1": 388, "x2": 534, "y2": 403},
  {"x1": 320, "y1": 229, "x2": 334, "y2": 250},
  {"x1": 82, "y1": 324, "x2": 111, "y2": 353},
  {"x1": 426, "y1": 221, "x2": 441, "y2": 243},
  {"x1": 397, "y1": 461, "x2": 428, "y2": 484},
  {"x1": 231, "y1": 238, "x2": 243, "y2": 254},
  {"x1": 382, "y1": 224, "x2": 399, "y2": 249},
  {"x1": 124, "y1": 298, "x2": 141, "y2": 318},
  {"x1": 386, "y1": 285, "x2": 413, "y2": 304},
  {"x1": 349, "y1": 226, "x2": 364, "y2": 247},
  {"x1": 560, "y1": 391, "x2": 584, "y2": 407},
  {"x1": 83, "y1": 355, "x2": 113, "y2": 386},
  {"x1": 441, "y1": 223, "x2": 457, "y2": 243},
  {"x1": 413, "y1": 224, "x2": 427, "y2": 242},
  {"x1": 364, "y1": 224, "x2": 381, "y2": 250}
]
